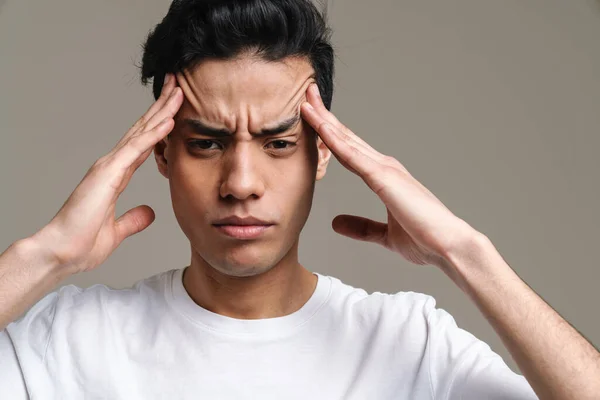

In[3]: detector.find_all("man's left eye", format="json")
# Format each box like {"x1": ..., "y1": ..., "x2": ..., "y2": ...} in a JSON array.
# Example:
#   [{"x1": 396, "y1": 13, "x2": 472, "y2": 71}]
[{"x1": 266, "y1": 140, "x2": 295, "y2": 150}]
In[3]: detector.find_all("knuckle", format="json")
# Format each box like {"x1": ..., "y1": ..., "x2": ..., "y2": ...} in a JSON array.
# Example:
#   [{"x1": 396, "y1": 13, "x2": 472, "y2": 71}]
[
  {"x1": 128, "y1": 135, "x2": 145, "y2": 150},
  {"x1": 133, "y1": 117, "x2": 145, "y2": 129},
  {"x1": 383, "y1": 155, "x2": 407, "y2": 173},
  {"x1": 91, "y1": 156, "x2": 108, "y2": 170},
  {"x1": 344, "y1": 146, "x2": 360, "y2": 165},
  {"x1": 340, "y1": 125, "x2": 353, "y2": 136},
  {"x1": 131, "y1": 115, "x2": 149, "y2": 133},
  {"x1": 381, "y1": 164, "x2": 397, "y2": 176},
  {"x1": 349, "y1": 146, "x2": 362, "y2": 158},
  {"x1": 382, "y1": 154, "x2": 394, "y2": 163},
  {"x1": 383, "y1": 155, "x2": 398, "y2": 167},
  {"x1": 339, "y1": 130, "x2": 352, "y2": 144},
  {"x1": 318, "y1": 121, "x2": 330, "y2": 133},
  {"x1": 368, "y1": 164, "x2": 394, "y2": 184},
  {"x1": 139, "y1": 121, "x2": 150, "y2": 133}
]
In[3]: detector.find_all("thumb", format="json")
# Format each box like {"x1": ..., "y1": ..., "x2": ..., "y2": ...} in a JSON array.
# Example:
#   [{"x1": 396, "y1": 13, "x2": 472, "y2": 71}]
[
  {"x1": 115, "y1": 205, "x2": 156, "y2": 243},
  {"x1": 332, "y1": 214, "x2": 387, "y2": 245}
]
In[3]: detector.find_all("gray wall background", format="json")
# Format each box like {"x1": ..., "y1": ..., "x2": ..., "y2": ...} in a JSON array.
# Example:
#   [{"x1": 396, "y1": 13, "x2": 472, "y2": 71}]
[{"x1": 1, "y1": 0, "x2": 599, "y2": 375}]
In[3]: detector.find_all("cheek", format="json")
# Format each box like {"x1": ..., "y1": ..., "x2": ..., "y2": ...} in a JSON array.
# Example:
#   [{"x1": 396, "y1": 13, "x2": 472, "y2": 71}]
[
  {"x1": 278, "y1": 140, "x2": 318, "y2": 184},
  {"x1": 275, "y1": 143, "x2": 318, "y2": 201},
  {"x1": 169, "y1": 153, "x2": 217, "y2": 211}
]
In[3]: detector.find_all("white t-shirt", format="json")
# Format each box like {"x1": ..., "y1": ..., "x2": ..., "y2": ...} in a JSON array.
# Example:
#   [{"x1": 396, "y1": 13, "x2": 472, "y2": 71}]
[{"x1": 1, "y1": 268, "x2": 538, "y2": 399}]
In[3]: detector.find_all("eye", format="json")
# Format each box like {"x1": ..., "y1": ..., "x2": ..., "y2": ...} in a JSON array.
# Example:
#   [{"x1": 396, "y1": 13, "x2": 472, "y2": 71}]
[
  {"x1": 266, "y1": 140, "x2": 296, "y2": 151},
  {"x1": 187, "y1": 140, "x2": 222, "y2": 151}
]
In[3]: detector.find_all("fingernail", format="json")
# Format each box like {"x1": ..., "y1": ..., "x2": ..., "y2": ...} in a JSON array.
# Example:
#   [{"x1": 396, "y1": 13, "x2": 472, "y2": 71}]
[{"x1": 164, "y1": 73, "x2": 171, "y2": 85}]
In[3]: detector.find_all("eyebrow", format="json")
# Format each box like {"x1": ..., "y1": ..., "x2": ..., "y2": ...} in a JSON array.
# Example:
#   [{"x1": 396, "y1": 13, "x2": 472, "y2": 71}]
[{"x1": 182, "y1": 114, "x2": 301, "y2": 138}]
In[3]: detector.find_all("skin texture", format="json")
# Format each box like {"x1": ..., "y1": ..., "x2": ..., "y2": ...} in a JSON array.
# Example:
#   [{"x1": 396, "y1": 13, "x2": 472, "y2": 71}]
[
  {"x1": 300, "y1": 83, "x2": 600, "y2": 399},
  {"x1": 153, "y1": 55, "x2": 331, "y2": 319},
  {"x1": 1, "y1": 48, "x2": 597, "y2": 398}
]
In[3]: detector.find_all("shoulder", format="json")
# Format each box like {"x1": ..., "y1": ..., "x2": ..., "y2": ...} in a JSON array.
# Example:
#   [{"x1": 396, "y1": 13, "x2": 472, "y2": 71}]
[
  {"x1": 322, "y1": 273, "x2": 440, "y2": 329},
  {"x1": 6, "y1": 268, "x2": 175, "y2": 344},
  {"x1": 54, "y1": 268, "x2": 175, "y2": 328}
]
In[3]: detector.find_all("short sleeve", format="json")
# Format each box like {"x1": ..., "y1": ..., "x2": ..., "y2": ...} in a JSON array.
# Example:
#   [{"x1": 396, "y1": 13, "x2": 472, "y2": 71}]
[
  {"x1": 2, "y1": 289, "x2": 63, "y2": 398},
  {"x1": 0, "y1": 330, "x2": 29, "y2": 399},
  {"x1": 424, "y1": 296, "x2": 539, "y2": 400}
]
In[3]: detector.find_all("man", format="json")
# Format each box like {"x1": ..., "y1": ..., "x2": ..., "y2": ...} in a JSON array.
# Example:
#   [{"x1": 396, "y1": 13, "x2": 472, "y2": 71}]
[{"x1": 0, "y1": 0, "x2": 598, "y2": 398}]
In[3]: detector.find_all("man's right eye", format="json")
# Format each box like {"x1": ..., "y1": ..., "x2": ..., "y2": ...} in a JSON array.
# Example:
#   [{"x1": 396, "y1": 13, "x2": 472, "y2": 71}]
[{"x1": 187, "y1": 140, "x2": 221, "y2": 150}]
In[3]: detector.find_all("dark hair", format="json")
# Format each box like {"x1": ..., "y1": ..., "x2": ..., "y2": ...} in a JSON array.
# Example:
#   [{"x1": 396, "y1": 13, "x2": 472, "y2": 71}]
[{"x1": 139, "y1": 0, "x2": 335, "y2": 110}]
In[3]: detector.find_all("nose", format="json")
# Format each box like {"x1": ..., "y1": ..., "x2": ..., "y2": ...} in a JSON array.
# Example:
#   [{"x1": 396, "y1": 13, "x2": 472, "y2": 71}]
[{"x1": 219, "y1": 143, "x2": 266, "y2": 201}]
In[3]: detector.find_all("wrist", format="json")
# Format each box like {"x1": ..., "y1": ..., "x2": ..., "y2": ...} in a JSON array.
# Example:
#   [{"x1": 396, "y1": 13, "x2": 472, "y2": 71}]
[
  {"x1": 17, "y1": 230, "x2": 77, "y2": 281},
  {"x1": 438, "y1": 230, "x2": 495, "y2": 291}
]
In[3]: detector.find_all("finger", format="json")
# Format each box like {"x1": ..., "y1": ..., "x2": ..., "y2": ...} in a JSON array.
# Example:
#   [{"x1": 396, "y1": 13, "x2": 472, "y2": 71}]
[
  {"x1": 306, "y1": 84, "x2": 376, "y2": 151},
  {"x1": 305, "y1": 84, "x2": 412, "y2": 177},
  {"x1": 302, "y1": 87, "x2": 385, "y2": 164},
  {"x1": 332, "y1": 214, "x2": 387, "y2": 245},
  {"x1": 114, "y1": 118, "x2": 175, "y2": 173},
  {"x1": 57, "y1": 117, "x2": 170, "y2": 236},
  {"x1": 114, "y1": 205, "x2": 156, "y2": 243},
  {"x1": 111, "y1": 117, "x2": 175, "y2": 179},
  {"x1": 301, "y1": 102, "x2": 381, "y2": 179},
  {"x1": 109, "y1": 85, "x2": 181, "y2": 162},
  {"x1": 129, "y1": 73, "x2": 177, "y2": 134},
  {"x1": 305, "y1": 84, "x2": 344, "y2": 129},
  {"x1": 137, "y1": 86, "x2": 183, "y2": 134},
  {"x1": 111, "y1": 144, "x2": 156, "y2": 196},
  {"x1": 111, "y1": 74, "x2": 177, "y2": 153}
]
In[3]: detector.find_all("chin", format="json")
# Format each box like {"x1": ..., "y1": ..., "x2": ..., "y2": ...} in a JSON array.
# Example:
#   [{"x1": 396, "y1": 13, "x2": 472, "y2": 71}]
[
  {"x1": 192, "y1": 231, "x2": 298, "y2": 278},
  {"x1": 207, "y1": 247, "x2": 281, "y2": 278},
  {"x1": 212, "y1": 260, "x2": 275, "y2": 278}
]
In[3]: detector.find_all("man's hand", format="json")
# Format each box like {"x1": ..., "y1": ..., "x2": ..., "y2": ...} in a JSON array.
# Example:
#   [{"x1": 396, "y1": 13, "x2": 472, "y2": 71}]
[
  {"x1": 32, "y1": 73, "x2": 183, "y2": 274},
  {"x1": 301, "y1": 83, "x2": 600, "y2": 399},
  {"x1": 300, "y1": 83, "x2": 480, "y2": 269}
]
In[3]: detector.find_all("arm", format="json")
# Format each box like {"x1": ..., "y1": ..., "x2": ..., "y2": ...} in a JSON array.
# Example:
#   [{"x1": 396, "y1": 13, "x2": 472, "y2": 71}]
[
  {"x1": 0, "y1": 235, "x2": 68, "y2": 331},
  {"x1": 300, "y1": 82, "x2": 600, "y2": 400},
  {"x1": 440, "y1": 233, "x2": 600, "y2": 400},
  {"x1": 0, "y1": 73, "x2": 182, "y2": 332}
]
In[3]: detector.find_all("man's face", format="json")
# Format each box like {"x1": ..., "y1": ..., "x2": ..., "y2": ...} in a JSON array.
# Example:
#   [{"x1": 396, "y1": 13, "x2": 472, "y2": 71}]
[{"x1": 155, "y1": 55, "x2": 331, "y2": 277}]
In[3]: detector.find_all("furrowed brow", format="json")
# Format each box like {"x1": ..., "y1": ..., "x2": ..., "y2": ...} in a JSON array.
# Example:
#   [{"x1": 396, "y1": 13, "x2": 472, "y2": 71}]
[
  {"x1": 183, "y1": 114, "x2": 301, "y2": 138},
  {"x1": 258, "y1": 114, "x2": 301, "y2": 136},
  {"x1": 183, "y1": 119, "x2": 233, "y2": 138}
]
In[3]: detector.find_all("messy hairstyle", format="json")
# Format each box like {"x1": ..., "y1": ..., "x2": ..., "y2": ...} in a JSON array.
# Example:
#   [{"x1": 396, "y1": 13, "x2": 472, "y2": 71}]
[{"x1": 140, "y1": 0, "x2": 335, "y2": 109}]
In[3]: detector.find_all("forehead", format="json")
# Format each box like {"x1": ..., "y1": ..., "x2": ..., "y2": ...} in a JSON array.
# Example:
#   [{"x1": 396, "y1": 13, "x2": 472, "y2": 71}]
[{"x1": 176, "y1": 55, "x2": 315, "y2": 130}]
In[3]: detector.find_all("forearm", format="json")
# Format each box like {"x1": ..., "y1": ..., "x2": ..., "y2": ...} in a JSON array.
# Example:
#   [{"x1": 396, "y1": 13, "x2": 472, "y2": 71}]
[
  {"x1": 440, "y1": 233, "x2": 600, "y2": 400},
  {"x1": 0, "y1": 235, "x2": 70, "y2": 331}
]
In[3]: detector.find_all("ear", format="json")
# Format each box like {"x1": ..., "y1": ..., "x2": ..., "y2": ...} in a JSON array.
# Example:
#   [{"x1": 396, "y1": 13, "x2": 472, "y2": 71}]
[
  {"x1": 154, "y1": 135, "x2": 170, "y2": 179},
  {"x1": 315, "y1": 136, "x2": 332, "y2": 181}
]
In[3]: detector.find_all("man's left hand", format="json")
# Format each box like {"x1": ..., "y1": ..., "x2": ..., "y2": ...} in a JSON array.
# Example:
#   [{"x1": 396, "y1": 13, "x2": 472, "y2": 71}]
[{"x1": 301, "y1": 83, "x2": 481, "y2": 268}]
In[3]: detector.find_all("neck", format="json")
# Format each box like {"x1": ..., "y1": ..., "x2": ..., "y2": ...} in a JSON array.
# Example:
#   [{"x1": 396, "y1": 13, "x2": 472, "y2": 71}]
[{"x1": 182, "y1": 243, "x2": 317, "y2": 320}]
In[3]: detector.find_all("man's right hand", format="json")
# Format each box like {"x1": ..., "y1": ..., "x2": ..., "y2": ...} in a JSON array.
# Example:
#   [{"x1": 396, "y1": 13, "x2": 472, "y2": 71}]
[{"x1": 29, "y1": 73, "x2": 183, "y2": 274}]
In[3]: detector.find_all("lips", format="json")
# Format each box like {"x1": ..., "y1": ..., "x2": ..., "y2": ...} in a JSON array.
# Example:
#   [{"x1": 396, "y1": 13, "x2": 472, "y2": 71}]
[
  {"x1": 213, "y1": 216, "x2": 273, "y2": 226},
  {"x1": 212, "y1": 216, "x2": 274, "y2": 240}
]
